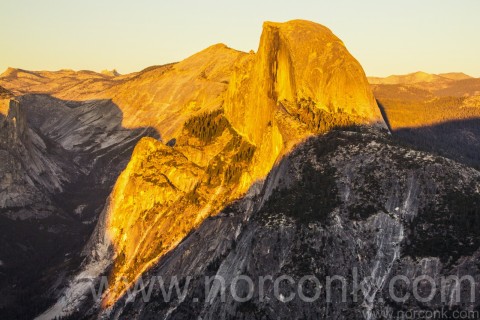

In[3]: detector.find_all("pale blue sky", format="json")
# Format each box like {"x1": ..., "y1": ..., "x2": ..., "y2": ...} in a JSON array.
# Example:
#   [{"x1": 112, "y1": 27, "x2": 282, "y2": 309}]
[{"x1": 1, "y1": 0, "x2": 479, "y2": 76}]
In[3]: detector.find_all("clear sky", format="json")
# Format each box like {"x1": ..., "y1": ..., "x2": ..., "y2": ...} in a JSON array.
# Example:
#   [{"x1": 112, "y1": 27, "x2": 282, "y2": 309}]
[{"x1": 1, "y1": 0, "x2": 479, "y2": 77}]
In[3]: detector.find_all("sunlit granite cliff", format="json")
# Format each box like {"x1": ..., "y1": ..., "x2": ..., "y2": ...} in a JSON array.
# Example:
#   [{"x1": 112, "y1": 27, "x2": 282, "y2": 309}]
[{"x1": 89, "y1": 19, "x2": 386, "y2": 307}]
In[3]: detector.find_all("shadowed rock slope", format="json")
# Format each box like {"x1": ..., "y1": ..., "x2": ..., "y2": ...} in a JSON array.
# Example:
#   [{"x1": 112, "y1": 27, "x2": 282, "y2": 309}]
[{"x1": 0, "y1": 95, "x2": 158, "y2": 319}]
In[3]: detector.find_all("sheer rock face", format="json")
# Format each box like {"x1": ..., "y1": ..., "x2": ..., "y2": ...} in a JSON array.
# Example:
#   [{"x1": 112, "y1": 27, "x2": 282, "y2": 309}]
[
  {"x1": 225, "y1": 20, "x2": 384, "y2": 178},
  {"x1": 226, "y1": 21, "x2": 383, "y2": 139}
]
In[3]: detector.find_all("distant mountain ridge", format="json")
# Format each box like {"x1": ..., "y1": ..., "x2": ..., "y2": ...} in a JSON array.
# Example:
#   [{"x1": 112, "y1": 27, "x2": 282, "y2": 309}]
[
  {"x1": 369, "y1": 71, "x2": 480, "y2": 169},
  {"x1": 368, "y1": 71, "x2": 474, "y2": 85}
]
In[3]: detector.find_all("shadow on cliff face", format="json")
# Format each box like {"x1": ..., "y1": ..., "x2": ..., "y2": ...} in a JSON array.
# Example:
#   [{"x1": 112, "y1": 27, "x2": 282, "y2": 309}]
[
  {"x1": 377, "y1": 100, "x2": 480, "y2": 169},
  {"x1": 376, "y1": 100, "x2": 392, "y2": 132},
  {"x1": 388, "y1": 118, "x2": 480, "y2": 170},
  {"x1": 0, "y1": 94, "x2": 160, "y2": 319},
  {"x1": 15, "y1": 94, "x2": 162, "y2": 221}
]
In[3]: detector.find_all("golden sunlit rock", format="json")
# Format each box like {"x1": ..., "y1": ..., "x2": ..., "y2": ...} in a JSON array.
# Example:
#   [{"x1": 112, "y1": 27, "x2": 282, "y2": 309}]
[
  {"x1": 0, "y1": 20, "x2": 386, "y2": 308},
  {"x1": 0, "y1": 86, "x2": 13, "y2": 116},
  {"x1": 224, "y1": 20, "x2": 384, "y2": 179},
  {"x1": 103, "y1": 44, "x2": 246, "y2": 141},
  {"x1": 99, "y1": 20, "x2": 386, "y2": 306}
]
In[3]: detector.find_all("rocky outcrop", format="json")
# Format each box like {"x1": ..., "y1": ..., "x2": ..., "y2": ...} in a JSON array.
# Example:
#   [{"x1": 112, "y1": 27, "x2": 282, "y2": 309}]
[
  {"x1": 101, "y1": 69, "x2": 121, "y2": 77},
  {"x1": 226, "y1": 20, "x2": 383, "y2": 144}
]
